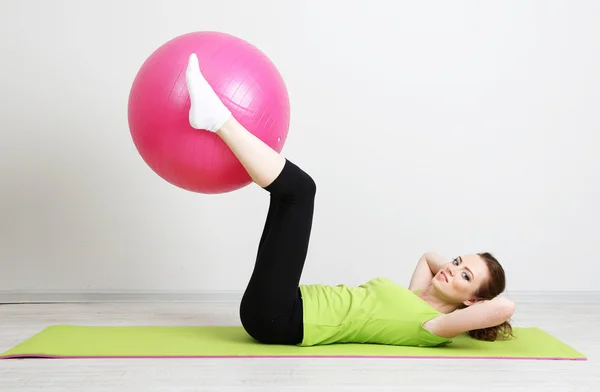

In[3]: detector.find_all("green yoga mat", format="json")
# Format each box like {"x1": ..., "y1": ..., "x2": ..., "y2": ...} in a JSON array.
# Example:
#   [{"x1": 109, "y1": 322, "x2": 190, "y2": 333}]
[{"x1": 0, "y1": 325, "x2": 586, "y2": 360}]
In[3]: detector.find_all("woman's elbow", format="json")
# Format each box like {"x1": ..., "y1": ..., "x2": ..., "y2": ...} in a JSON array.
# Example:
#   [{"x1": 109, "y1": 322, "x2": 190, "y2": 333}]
[{"x1": 495, "y1": 297, "x2": 516, "y2": 320}]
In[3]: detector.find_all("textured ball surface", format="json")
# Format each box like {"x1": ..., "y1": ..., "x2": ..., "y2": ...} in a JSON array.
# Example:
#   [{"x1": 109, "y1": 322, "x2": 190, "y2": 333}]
[{"x1": 128, "y1": 31, "x2": 290, "y2": 193}]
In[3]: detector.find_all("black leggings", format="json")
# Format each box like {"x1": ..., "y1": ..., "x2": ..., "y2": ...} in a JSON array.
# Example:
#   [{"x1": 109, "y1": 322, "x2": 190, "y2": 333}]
[{"x1": 239, "y1": 159, "x2": 316, "y2": 345}]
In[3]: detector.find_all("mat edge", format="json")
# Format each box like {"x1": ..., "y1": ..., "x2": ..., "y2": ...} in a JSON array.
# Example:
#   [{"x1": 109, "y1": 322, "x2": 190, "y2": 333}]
[{"x1": 0, "y1": 354, "x2": 587, "y2": 360}]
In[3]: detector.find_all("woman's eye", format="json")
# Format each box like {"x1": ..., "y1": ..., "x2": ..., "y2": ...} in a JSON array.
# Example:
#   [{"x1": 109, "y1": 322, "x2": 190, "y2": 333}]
[
  {"x1": 462, "y1": 272, "x2": 470, "y2": 281},
  {"x1": 453, "y1": 259, "x2": 459, "y2": 265}
]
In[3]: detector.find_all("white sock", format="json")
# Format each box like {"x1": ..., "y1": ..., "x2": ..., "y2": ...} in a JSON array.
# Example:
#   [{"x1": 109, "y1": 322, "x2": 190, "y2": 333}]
[{"x1": 185, "y1": 53, "x2": 232, "y2": 132}]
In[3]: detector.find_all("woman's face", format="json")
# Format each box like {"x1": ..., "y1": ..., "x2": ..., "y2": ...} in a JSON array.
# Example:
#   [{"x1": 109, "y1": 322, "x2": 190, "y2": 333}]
[{"x1": 431, "y1": 254, "x2": 491, "y2": 306}]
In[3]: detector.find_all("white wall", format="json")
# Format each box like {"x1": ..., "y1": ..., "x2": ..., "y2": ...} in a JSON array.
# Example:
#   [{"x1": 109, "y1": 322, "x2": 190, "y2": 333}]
[{"x1": 0, "y1": 0, "x2": 598, "y2": 295}]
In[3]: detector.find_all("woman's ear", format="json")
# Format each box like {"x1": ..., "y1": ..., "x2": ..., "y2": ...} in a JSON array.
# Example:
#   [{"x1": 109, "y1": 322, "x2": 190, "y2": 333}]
[
  {"x1": 462, "y1": 298, "x2": 476, "y2": 307},
  {"x1": 462, "y1": 297, "x2": 487, "y2": 307}
]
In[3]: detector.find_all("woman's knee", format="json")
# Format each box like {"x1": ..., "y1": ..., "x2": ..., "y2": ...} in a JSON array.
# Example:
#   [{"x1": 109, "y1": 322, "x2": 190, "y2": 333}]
[
  {"x1": 282, "y1": 160, "x2": 317, "y2": 200},
  {"x1": 298, "y1": 170, "x2": 317, "y2": 199},
  {"x1": 291, "y1": 162, "x2": 316, "y2": 199}
]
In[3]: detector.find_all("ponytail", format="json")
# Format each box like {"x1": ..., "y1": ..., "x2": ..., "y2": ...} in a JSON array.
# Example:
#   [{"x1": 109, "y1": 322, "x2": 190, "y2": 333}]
[
  {"x1": 468, "y1": 253, "x2": 515, "y2": 342},
  {"x1": 468, "y1": 320, "x2": 514, "y2": 341}
]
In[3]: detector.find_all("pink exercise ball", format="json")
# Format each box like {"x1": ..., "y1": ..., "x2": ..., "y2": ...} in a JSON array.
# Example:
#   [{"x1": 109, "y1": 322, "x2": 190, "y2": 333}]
[{"x1": 127, "y1": 31, "x2": 290, "y2": 194}]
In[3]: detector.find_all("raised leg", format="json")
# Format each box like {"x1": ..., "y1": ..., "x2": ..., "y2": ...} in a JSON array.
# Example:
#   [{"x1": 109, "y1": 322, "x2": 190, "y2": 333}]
[
  {"x1": 185, "y1": 53, "x2": 286, "y2": 188},
  {"x1": 185, "y1": 53, "x2": 316, "y2": 344},
  {"x1": 240, "y1": 160, "x2": 316, "y2": 344}
]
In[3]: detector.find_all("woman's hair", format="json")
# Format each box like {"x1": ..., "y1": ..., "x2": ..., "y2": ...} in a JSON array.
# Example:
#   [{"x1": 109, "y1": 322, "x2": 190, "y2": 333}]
[{"x1": 467, "y1": 252, "x2": 514, "y2": 341}]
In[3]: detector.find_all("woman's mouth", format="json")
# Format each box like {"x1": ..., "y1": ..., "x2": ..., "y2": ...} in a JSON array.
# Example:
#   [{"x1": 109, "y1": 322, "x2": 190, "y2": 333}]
[{"x1": 440, "y1": 271, "x2": 448, "y2": 283}]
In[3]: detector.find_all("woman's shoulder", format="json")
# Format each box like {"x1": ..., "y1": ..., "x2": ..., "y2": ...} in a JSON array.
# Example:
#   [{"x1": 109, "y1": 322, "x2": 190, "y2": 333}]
[
  {"x1": 361, "y1": 276, "x2": 415, "y2": 292},
  {"x1": 361, "y1": 276, "x2": 397, "y2": 287}
]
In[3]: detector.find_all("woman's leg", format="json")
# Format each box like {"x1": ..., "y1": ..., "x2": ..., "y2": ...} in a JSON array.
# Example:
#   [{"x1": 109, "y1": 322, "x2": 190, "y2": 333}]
[
  {"x1": 186, "y1": 53, "x2": 315, "y2": 344},
  {"x1": 185, "y1": 53, "x2": 286, "y2": 188},
  {"x1": 240, "y1": 160, "x2": 315, "y2": 344}
]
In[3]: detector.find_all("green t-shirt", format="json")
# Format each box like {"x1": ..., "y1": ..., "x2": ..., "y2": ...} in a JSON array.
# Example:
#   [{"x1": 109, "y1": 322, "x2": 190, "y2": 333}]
[{"x1": 298, "y1": 276, "x2": 452, "y2": 347}]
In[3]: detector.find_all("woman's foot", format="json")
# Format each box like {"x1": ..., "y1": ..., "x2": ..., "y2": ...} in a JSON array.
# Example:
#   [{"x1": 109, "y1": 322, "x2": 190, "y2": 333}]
[
  {"x1": 185, "y1": 53, "x2": 285, "y2": 188},
  {"x1": 185, "y1": 53, "x2": 232, "y2": 132}
]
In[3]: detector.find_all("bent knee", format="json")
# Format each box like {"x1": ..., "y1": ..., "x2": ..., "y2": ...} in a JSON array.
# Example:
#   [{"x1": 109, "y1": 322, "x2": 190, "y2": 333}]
[
  {"x1": 299, "y1": 171, "x2": 317, "y2": 199},
  {"x1": 282, "y1": 160, "x2": 317, "y2": 200}
]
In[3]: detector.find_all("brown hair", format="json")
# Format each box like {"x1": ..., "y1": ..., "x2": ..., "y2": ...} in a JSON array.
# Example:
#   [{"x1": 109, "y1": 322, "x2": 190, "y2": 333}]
[{"x1": 467, "y1": 252, "x2": 514, "y2": 341}]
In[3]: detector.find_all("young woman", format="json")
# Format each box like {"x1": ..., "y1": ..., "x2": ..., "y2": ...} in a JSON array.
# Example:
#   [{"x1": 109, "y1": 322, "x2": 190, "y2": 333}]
[{"x1": 185, "y1": 53, "x2": 516, "y2": 347}]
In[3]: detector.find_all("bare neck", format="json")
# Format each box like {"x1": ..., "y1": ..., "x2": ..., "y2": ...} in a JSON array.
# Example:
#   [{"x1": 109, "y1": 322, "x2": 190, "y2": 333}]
[{"x1": 416, "y1": 286, "x2": 461, "y2": 314}]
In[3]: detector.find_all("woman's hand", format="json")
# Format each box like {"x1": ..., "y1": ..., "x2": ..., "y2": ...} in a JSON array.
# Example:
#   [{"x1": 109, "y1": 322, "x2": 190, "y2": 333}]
[{"x1": 408, "y1": 252, "x2": 449, "y2": 291}]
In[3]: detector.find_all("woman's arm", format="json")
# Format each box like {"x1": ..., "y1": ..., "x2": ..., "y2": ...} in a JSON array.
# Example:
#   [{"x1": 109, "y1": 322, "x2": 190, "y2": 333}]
[
  {"x1": 408, "y1": 252, "x2": 449, "y2": 291},
  {"x1": 422, "y1": 296, "x2": 516, "y2": 338}
]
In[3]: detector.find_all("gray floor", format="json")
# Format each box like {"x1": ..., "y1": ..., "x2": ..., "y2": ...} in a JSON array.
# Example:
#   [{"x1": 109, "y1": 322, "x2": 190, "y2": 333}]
[{"x1": 0, "y1": 299, "x2": 598, "y2": 391}]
